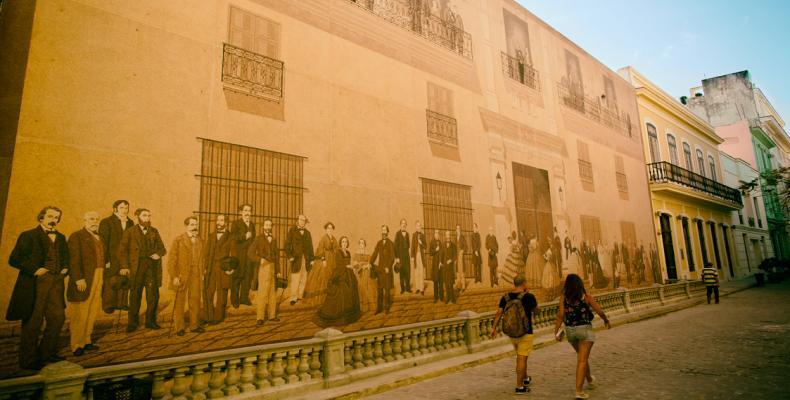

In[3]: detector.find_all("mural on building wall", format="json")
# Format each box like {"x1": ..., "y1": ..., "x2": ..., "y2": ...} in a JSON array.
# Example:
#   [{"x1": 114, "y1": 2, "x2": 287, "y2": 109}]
[{"x1": 503, "y1": 9, "x2": 533, "y2": 66}]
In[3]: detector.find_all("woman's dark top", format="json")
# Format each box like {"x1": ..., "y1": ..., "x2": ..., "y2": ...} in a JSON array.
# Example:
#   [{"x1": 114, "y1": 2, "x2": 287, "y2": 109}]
[{"x1": 563, "y1": 295, "x2": 594, "y2": 327}]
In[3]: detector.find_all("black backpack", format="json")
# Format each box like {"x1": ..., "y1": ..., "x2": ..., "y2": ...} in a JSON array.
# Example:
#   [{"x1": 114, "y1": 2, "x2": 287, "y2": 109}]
[{"x1": 502, "y1": 293, "x2": 529, "y2": 338}]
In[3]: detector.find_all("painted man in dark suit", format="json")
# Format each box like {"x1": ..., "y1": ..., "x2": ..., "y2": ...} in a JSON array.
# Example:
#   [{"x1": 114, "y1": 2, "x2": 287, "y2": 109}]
[
  {"x1": 471, "y1": 223, "x2": 482, "y2": 284},
  {"x1": 394, "y1": 218, "x2": 411, "y2": 294},
  {"x1": 564, "y1": 230, "x2": 572, "y2": 261},
  {"x1": 429, "y1": 229, "x2": 443, "y2": 302},
  {"x1": 485, "y1": 227, "x2": 499, "y2": 288},
  {"x1": 6, "y1": 206, "x2": 69, "y2": 370},
  {"x1": 230, "y1": 203, "x2": 255, "y2": 307},
  {"x1": 441, "y1": 230, "x2": 457, "y2": 304},
  {"x1": 67, "y1": 211, "x2": 105, "y2": 356},
  {"x1": 285, "y1": 214, "x2": 314, "y2": 305},
  {"x1": 370, "y1": 225, "x2": 397, "y2": 314},
  {"x1": 119, "y1": 208, "x2": 166, "y2": 332},
  {"x1": 204, "y1": 214, "x2": 234, "y2": 324},
  {"x1": 98, "y1": 200, "x2": 134, "y2": 313}
]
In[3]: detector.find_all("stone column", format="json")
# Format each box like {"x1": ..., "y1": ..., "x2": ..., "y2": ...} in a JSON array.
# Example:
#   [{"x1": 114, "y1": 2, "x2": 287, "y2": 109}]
[
  {"x1": 315, "y1": 327, "x2": 346, "y2": 378},
  {"x1": 456, "y1": 310, "x2": 480, "y2": 352},
  {"x1": 41, "y1": 361, "x2": 88, "y2": 400}
]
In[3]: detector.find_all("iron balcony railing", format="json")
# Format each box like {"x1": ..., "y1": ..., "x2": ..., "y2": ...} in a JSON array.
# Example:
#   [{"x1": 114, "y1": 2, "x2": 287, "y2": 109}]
[
  {"x1": 501, "y1": 52, "x2": 540, "y2": 91},
  {"x1": 556, "y1": 81, "x2": 634, "y2": 137},
  {"x1": 647, "y1": 162, "x2": 743, "y2": 206},
  {"x1": 426, "y1": 109, "x2": 458, "y2": 147},
  {"x1": 222, "y1": 43, "x2": 284, "y2": 101}
]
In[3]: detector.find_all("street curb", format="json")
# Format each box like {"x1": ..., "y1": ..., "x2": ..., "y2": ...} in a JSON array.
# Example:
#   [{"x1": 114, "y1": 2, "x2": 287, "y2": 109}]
[{"x1": 297, "y1": 283, "x2": 755, "y2": 400}]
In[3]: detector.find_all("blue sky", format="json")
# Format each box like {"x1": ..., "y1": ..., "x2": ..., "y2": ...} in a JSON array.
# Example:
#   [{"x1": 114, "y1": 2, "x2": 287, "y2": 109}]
[{"x1": 517, "y1": 0, "x2": 790, "y2": 122}]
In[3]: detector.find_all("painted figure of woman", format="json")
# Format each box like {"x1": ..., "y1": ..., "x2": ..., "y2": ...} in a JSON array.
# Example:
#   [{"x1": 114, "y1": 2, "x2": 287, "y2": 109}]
[
  {"x1": 316, "y1": 236, "x2": 361, "y2": 327},
  {"x1": 352, "y1": 238, "x2": 376, "y2": 312},
  {"x1": 541, "y1": 247, "x2": 560, "y2": 291},
  {"x1": 525, "y1": 237, "x2": 544, "y2": 287},
  {"x1": 501, "y1": 233, "x2": 525, "y2": 286},
  {"x1": 304, "y1": 222, "x2": 338, "y2": 305}
]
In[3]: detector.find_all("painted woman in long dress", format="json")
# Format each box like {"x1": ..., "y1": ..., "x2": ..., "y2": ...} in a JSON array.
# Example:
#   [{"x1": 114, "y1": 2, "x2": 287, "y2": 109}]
[
  {"x1": 303, "y1": 222, "x2": 338, "y2": 306},
  {"x1": 525, "y1": 237, "x2": 544, "y2": 287},
  {"x1": 500, "y1": 233, "x2": 525, "y2": 286},
  {"x1": 316, "y1": 236, "x2": 361, "y2": 327},
  {"x1": 541, "y1": 247, "x2": 560, "y2": 289},
  {"x1": 352, "y1": 238, "x2": 376, "y2": 313}
]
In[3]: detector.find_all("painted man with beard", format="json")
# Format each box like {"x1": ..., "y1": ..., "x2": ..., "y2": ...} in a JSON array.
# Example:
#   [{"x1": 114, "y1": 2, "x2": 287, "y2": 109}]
[
  {"x1": 120, "y1": 208, "x2": 166, "y2": 332},
  {"x1": 67, "y1": 211, "x2": 105, "y2": 356},
  {"x1": 285, "y1": 214, "x2": 314, "y2": 305},
  {"x1": 485, "y1": 227, "x2": 499, "y2": 287},
  {"x1": 204, "y1": 215, "x2": 234, "y2": 324},
  {"x1": 441, "y1": 230, "x2": 458, "y2": 304},
  {"x1": 168, "y1": 216, "x2": 204, "y2": 336},
  {"x1": 429, "y1": 229, "x2": 443, "y2": 302},
  {"x1": 6, "y1": 206, "x2": 69, "y2": 370},
  {"x1": 471, "y1": 223, "x2": 482, "y2": 284},
  {"x1": 99, "y1": 200, "x2": 134, "y2": 313},
  {"x1": 230, "y1": 204, "x2": 255, "y2": 307},
  {"x1": 248, "y1": 219, "x2": 281, "y2": 325},
  {"x1": 394, "y1": 219, "x2": 411, "y2": 294},
  {"x1": 370, "y1": 225, "x2": 397, "y2": 314}
]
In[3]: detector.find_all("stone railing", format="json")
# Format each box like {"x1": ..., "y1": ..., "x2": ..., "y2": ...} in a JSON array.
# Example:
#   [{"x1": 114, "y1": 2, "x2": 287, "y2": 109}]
[{"x1": 0, "y1": 282, "x2": 708, "y2": 399}]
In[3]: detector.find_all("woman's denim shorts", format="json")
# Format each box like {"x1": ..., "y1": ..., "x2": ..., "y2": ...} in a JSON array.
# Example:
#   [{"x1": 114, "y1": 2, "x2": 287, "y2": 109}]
[{"x1": 565, "y1": 324, "x2": 596, "y2": 343}]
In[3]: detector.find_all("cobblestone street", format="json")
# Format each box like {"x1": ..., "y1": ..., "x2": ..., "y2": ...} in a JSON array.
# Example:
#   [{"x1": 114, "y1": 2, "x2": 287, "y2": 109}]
[{"x1": 365, "y1": 283, "x2": 790, "y2": 400}]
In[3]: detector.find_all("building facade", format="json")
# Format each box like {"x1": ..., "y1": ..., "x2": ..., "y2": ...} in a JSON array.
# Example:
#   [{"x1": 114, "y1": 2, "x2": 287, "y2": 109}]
[
  {"x1": 0, "y1": 0, "x2": 658, "y2": 376},
  {"x1": 686, "y1": 71, "x2": 790, "y2": 261},
  {"x1": 619, "y1": 67, "x2": 743, "y2": 282}
]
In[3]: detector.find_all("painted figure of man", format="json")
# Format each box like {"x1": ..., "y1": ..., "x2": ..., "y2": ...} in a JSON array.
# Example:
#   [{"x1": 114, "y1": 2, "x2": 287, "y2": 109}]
[
  {"x1": 285, "y1": 214, "x2": 314, "y2": 305},
  {"x1": 67, "y1": 211, "x2": 105, "y2": 356},
  {"x1": 99, "y1": 200, "x2": 134, "y2": 313},
  {"x1": 430, "y1": 229, "x2": 443, "y2": 302},
  {"x1": 454, "y1": 225, "x2": 467, "y2": 291},
  {"x1": 394, "y1": 218, "x2": 411, "y2": 294},
  {"x1": 471, "y1": 223, "x2": 482, "y2": 284},
  {"x1": 410, "y1": 220, "x2": 427, "y2": 295},
  {"x1": 370, "y1": 225, "x2": 397, "y2": 313},
  {"x1": 442, "y1": 230, "x2": 458, "y2": 304},
  {"x1": 204, "y1": 214, "x2": 233, "y2": 324},
  {"x1": 6, "y1": 207, "x2": 69, "y2": 370},
  {"x1": 248, "y1": 219, "x2": 280, "y2": 325},
  {"x1": 485, "y1": 227, "x2": 499, "y2": 287},
  {"x1": 230, "y1": 204, "x2": 255, "y2": 307},
  {"x1": 563, "y1": 231, "x2": 572, "y2": 261},
  {"x1": 120, "y1": 208, "x2": 166, "y2": 332},
  {"x1": 168, "y1": 216, "x2": 204, "y2": 336}
]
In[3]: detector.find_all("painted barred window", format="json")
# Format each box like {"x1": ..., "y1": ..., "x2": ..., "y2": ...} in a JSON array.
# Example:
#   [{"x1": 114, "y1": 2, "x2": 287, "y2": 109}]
[
  {"x1": 580, "y1": 215, "x2": 602, "y2": 245},
  {"x1": 196, "y1": 138, "x2": 305, "y2": 277},
  {"x1": 578, "y1": 140, "x2": 594, "y2": 192},
  {"x1": 420, "y1": 177, "x2": 476, "y2": 279}
]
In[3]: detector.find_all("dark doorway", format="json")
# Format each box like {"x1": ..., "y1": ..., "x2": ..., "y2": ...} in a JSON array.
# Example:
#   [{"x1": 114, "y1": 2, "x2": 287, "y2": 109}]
[
  {"x1": 709, "y1": 222, "x2": 722, "y2": 270},
  {"x1": 659, "y1": 214, "x2": 677, "y2": 280},
  {"x1": 722, "y1": 225, "x2": 734, "y2": 278},
  {"x1": 681, "y1": 218, "x2": 695, "y2": 272},
  {"x1": 696, "y1": 220, "x2": 709, "y2": 266},
  {"x1": 512, "y1": 162, "x2": 554, "y2": 246}
]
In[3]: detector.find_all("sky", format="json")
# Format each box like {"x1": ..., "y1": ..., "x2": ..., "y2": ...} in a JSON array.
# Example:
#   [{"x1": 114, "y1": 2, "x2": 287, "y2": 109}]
[{"x1": 517, "y1": 0, "x2": 790, "y2": 122}]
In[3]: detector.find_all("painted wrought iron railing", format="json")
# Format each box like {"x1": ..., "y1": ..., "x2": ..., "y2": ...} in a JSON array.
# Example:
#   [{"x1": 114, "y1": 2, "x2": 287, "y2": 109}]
[
  {"x1": 578, "y1": 159, "x2": 594, "y2": 183},
  {"x1": 501, "y1": 52, "x2": 540, "y2": 91},
  {"x1": 346, "y1": 0, "x2": 473, "y2": 59},
  {"x1": 647, "y1": 162, "x2": 743, "y2": 206},
  {"x1": 616, "y1": 172, "x2": 628, "y2": 193},
  {"x1": 426, "y1": 109, "x2": 458, "y2": 147},
  {"x1": 221, "y1": 43, "x2": 284, "y2": 101},
  {"x1": 556, "y1": 81, "x2": 633, "y2": 137}
]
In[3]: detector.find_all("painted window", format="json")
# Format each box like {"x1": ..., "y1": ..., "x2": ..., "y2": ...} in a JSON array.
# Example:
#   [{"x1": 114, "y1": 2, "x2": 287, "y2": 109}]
[
  {"x1": 696, "y1": 149, "x2": 706, "y2": 177},
  {"x1": 647, "y1": 123, "x2": 659, "y2": 163},
  {"x1": 615, "y1": 155, "x2": 628, "y2": 195},
  {"x1": 683, "y1": 142, "x2": 693, "y2": 171},
  {"x1": 580, "y1": 215, "x2": 602, "y2": 245},
  {"x1": 229, "y1": 6, "x2": 281, "y2": 58},
  {"x1": 577, "y1": 140, "x2": 594, "y2": 191},
  {"x1": 667, "y1": 134, "x2": 679, "y2": 165}
]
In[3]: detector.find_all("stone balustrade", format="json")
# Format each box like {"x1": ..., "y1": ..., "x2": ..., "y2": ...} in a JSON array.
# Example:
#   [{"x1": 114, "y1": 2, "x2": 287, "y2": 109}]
[{"x1": 0, "y1": 281, "x2": 710, "y2": 400}]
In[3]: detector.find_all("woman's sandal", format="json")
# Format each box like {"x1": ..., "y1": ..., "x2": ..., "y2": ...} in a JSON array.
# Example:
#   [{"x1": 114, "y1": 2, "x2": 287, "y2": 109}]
[
  {"x1": 586, "y1": 375, "x2": 597, "y2": 389},
  {"x1": 575, "y1": 391, "x2": 590, "y2": 399}
]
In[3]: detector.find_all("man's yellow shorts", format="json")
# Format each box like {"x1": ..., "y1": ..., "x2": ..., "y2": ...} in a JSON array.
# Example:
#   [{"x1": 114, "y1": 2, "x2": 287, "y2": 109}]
[{"x1": 510, "y1": 334, "x2": 534, "y2": 356}]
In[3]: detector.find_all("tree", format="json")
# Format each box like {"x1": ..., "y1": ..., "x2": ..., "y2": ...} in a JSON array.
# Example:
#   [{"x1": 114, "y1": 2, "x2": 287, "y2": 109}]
[{"x1": 739, "y1": 166, "x2": 790, "y2": 216}]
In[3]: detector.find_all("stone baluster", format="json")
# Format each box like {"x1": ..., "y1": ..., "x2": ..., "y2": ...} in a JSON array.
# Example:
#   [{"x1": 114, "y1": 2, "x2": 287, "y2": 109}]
[
  {"x1": 426, "y1": 327, "x2": 437, "y2": 351},
  {"x1": 271, "y1": 352, "x2": 287, "y2": 386},
  {"x1": 298, "y1": 349, "x2": 311, "y2": 381},
  {"x1": 255, "y1": 353, "x2": 271, "y2": 389},
  {"x1": 206, "y1": 361, "x2": 225, "y2": 399},
  {"x1": 151, "y1": 370, "x2": 169, "y2": 400},
  {"x1": 373, "y1": 337, "x2": 385, "y2": 364},
  {"x1": 434, "y1": 326, "x2": 444, "y2": 350},
  {"x1": 392, "y1": 333, "x2": 404, "y2": 359},
  {"x1": 223, "y1": 358, "x2": 241, "y2": 396},
  {"x1": 418, "y1": 329, "x2": 428, "y2": 353},
  {"x1": 344, "y1": 342, "x2": 353, "y2": 370},
  {"x1": 239, "y1": 356, "x2": 257, "y2": 392},
  {"x1": 410, "y1": 329, "x2": 421, "y2": 355},
  {"x1": 286, "y1": 350, "x2": 299, "y2": 384},
  {"x1": 401, "y1": 331, "x2": 412, "y2": 358},
  {"x1": 353, "y1": 340, "x2": 365, "y2": 369},
  {"x1": 623, "y1": 291, "x2": 632, "y2": 313},
  {"x1": 190, "y1": 364, "x2": 209, "y2": 400},
  {"x1": 443, "y1": 325, "x2": 452, "y2": 348},
  {"x1": 448, "y1": 324, "x2": 458, "y2": 347},
  {"x1": 310, "y1": 346, "x2": 323, "y2": 379},
  {"x1": 363, "y1": 338, "x2": 376, "y2": 367},
  {"x1": 383, "y1": 335, "x2": 394, "y2": 362}
]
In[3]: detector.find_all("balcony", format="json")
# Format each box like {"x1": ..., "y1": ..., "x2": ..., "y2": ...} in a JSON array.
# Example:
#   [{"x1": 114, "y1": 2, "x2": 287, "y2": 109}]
[
  {"x1": 222, "y1": 43, "x2": 284, "y2": 101},
  {"x1": 557, "y1": 81, "x2": 633, "y2": 137},
  {"x1": 346, "y1": 0, "x2": 473, "y2": 59},
  {"x1": 501, "y1": 52, "x2": 540, "y2": 91},
  {"x1": 647, "y1": 162, "x2": 743, "y2": 208},
  {"x1": 426, "y1": 109, "x2": 458, "y2": 147}
]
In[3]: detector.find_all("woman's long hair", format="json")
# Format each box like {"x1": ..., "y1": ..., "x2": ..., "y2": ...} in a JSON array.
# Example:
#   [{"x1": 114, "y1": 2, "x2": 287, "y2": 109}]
[{"x1": 563, "y1": 273, "x2": 586, "y2": 304}]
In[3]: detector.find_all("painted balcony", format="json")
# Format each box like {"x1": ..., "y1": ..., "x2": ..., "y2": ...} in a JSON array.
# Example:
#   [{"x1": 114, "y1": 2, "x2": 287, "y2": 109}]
[
  {"x1": 222, "y1": 43, "x2": 284, "y2": 102},
  {"x1": 426, "y1": 109, "x2": 458, "y2": 147}
]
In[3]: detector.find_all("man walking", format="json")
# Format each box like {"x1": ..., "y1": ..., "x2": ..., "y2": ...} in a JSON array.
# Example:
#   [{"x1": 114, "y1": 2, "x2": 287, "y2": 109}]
[
  {"x1": 394, "y1": 219, "x2": 411, "y2": 294},
  {"x1": 441, "y1": 231, "x2": 457, "y2": 304},
  {"x1": 701, "y1": 262, "x2": 720, "y2": 304},
  {"x1": 204, "y1": 215, "x2": 234, "y2": 324},
  {"x1": 370, "y1": 225, "x2": 397, "y2": 314},
  {"x1": 99, "y1": 200, "x2": 134, "y2": 313},
  {"x1": 230, "y1": 204, "x2": 255, "y2": 307},
  {"x1": 248, "y1": 219, "x2": 280, "y2": 325},
  {"x1": 485, "y1": 227, "x2": 499, "y2": 287},
  {"x1": 490, "y1": 275, "x2": 539, "y2": 395},
  {"x1": 6, "y1": 206, "x2": 69, "y2": 370},
  {"x1": 120, "y1": 208, "x2": 166, "y2": 332},
  {"x1": 285, "y1": 214, "x2": 314, "y2": 305},
  {"x1": 67, "y1": 211, "x2": 105, "y2": 356},
  {"x1": 168, "y1": 216, "x2": 204, "y2": 336}
]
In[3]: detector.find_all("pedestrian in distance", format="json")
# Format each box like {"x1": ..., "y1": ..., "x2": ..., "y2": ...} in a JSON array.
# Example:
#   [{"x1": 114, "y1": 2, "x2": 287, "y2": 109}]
[
  {"x1": 701, "y1": 262, "x2": 720, "y2": 304},
  {"x1": 490, "y1": 275, "x2": 539, "y2": 395},
  {"x1": 553, "y1": 273, "x2": 610, "y2": 399}
]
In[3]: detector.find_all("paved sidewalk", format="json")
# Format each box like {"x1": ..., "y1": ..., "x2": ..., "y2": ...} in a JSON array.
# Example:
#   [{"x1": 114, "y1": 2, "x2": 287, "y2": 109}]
[{"x1": 364, "y1": 281, "x2": 788, "y2": 400}]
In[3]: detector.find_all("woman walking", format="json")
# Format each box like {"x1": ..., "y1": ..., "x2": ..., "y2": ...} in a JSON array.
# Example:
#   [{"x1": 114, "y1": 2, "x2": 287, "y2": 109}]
[{"x1": 553, "y1": 274, "x2": 610, "y2": 399}]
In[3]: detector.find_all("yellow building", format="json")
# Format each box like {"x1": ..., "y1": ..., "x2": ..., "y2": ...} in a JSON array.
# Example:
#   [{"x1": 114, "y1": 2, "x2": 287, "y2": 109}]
[{"x1": 620, "y1": 67, "x2": 743, "y2": 282}]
